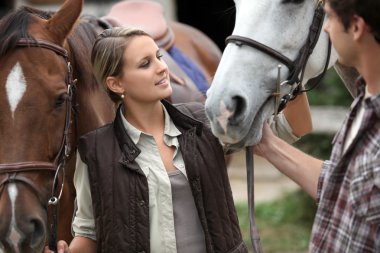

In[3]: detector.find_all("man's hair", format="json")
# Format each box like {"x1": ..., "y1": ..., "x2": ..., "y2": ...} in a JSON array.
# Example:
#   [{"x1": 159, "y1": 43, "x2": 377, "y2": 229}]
[{"x1": 328, "y1": 0, "x2": 380, "y2": 43}]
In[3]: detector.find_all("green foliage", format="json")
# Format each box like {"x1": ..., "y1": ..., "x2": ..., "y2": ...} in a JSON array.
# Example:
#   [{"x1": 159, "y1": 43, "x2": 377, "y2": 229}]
[
  {"x1": 294, "y1": 133, "x2": 334, "y2": 160},
  {"x1": 235, "y1": 190, "x2": 316, "y2": 253},
  {"x1": 307, "y1": 69, "x2": 353, "y2": 107}
]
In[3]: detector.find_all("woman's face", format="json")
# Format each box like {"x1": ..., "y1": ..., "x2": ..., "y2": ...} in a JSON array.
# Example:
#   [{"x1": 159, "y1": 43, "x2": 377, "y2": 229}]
[{"x1": 119, "y1": 35, "x2": 172, "y2": 104}]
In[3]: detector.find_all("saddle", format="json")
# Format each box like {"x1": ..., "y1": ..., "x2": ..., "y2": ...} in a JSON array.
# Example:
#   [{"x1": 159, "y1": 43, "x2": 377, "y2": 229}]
[{"x1": 101, "y1": 0, "x2": 205, "y2": 104}]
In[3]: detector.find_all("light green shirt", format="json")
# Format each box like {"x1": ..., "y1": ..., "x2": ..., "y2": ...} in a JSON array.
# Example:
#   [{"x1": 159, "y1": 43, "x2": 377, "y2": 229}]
[{"x1": 72, "y1": 106, "x2": 186, "y2": 253}]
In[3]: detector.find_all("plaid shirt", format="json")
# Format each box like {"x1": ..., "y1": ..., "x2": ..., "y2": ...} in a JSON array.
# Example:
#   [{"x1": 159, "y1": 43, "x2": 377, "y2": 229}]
[{"x1": 310, "y1": 78, "x2": 380, "y2": 252}]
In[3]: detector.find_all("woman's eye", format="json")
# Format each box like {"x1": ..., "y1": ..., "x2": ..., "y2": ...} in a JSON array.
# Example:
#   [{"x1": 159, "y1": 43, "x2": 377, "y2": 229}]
[
  {"x1": 157, "y1": 53, "x2": 163, "y2": 60},
  {"x1": 140, "y1": 60, "x2": 150, "y2": 68}
]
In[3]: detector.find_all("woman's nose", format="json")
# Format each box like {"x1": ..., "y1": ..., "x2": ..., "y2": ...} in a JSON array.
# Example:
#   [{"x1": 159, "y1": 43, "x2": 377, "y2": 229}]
[{"x1": 157, "y1": 59, "x2": 168, "y2": 73}]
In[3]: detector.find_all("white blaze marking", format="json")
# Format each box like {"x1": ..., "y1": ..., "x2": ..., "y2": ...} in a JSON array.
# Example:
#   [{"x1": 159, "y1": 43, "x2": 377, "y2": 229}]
[
  {"x1": 6, "y1": 62, "x2": 27, "y2": 119},
  {"x1": 7, "y1": 184, "x2": 21, "y2": 253}
]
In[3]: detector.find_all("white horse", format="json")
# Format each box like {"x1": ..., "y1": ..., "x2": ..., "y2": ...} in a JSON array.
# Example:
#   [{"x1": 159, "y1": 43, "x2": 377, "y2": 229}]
[{"x1": 205, "y1": 0, "x2": 356, "y2": 148}]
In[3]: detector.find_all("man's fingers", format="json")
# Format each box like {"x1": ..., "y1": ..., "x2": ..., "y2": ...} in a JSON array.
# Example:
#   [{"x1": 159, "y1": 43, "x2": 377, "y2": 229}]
[
  {"x1": 43, "y1": 246, "x2": 54, "y2": 253},
  {"x1": 57, "y1": 240, "x2": 69, "y2": 253}
]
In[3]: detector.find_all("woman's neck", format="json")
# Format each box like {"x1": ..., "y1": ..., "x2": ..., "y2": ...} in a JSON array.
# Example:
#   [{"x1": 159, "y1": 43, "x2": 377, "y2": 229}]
[{"x1": 123, "y1": 101, "x2": 165, "y2": 134}]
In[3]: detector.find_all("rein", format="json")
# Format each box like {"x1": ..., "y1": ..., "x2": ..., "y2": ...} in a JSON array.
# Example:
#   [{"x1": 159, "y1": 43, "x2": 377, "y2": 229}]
[
  {"x1": 0, "y1": 38, "x2": 75, "y2": 253},
  {"x1": 225, "y1": 1, "x2": 328, "y2": 252}
]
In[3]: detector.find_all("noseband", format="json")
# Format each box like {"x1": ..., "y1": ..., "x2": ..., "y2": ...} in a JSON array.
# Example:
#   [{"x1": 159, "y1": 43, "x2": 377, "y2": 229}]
[
  {"x1": 0, "y1": 38, "x2": 75, "y2": 253},
  {"x1": 226, "y1": 1, "x2": 329, "y2": 252},
  {"x1": 226, "y1": 0, "x2": 330, "y2": 113}
]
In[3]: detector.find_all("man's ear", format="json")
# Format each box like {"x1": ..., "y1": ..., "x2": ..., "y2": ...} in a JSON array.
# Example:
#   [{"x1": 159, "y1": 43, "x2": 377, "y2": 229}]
[
  {"x1": 106, "y1": 76, "x2": 124, "y2": 94},
  {"x1": 352, "y1": 15, "x2": 367, "y2": 41}
]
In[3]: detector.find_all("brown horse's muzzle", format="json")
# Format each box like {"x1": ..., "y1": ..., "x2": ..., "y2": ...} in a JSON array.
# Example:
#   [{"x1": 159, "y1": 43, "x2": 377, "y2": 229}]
[{"x1": 0, "y1": 163, "x2": 56, "y2": 253}]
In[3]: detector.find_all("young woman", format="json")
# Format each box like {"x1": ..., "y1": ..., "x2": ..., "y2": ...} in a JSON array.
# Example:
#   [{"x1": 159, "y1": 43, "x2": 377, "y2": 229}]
[{"x1": 46, "y1": 27, "x2": 312, "y2": 253}]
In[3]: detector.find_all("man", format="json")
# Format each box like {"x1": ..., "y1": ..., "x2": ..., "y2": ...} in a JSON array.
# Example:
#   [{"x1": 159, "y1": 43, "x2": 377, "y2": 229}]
[{"x1": 256, "y1": 0, "x2": 380, "y2": 252}]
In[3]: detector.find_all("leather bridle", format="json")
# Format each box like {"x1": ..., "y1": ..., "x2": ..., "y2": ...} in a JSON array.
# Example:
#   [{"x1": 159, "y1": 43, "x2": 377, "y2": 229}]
[
  {"x1": 226, "y1": 0, "x2": 330, "y2": 114},
  {"x1": 0, "y1": 38, "x2": 76, "y2": 253},
  {"x1": 225, "y1": 1, "x2": 329, "y2": 252}
]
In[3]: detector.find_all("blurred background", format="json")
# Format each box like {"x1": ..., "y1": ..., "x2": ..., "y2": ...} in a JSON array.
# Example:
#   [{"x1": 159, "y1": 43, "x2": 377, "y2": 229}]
[{"x1": 3, "y1": 0, "x2": 353, "y2": 252}]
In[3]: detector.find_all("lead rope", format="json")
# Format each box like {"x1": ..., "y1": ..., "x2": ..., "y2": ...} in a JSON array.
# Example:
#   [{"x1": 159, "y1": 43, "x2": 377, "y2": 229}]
[
  {"x1": 247, "y1": 65, "x2": 282, "y2": 253},
  {"x1": 246, "y1": 146, "x2": 263, "y2": 253}
]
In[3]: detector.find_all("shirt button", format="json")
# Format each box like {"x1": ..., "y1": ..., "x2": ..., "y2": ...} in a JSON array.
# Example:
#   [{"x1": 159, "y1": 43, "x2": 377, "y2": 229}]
[{"x1": 139, "y1": 200, "x2": 145, "y2": 206}]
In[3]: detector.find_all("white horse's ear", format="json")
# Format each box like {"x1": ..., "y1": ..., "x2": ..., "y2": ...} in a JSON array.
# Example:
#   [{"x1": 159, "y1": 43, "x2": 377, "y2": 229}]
[{"x1": 106, "y1": 76, "x2": 124, "y2": 94}]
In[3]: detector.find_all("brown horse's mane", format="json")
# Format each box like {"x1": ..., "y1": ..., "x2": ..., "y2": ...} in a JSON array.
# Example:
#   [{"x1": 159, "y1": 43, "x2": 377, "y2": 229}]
[
  {"x1": 66, "y1": 16, "x2": 101, "y2": 91},
  {"x1": 0, "y1": 6, "x2": 53, "y2": 57}
]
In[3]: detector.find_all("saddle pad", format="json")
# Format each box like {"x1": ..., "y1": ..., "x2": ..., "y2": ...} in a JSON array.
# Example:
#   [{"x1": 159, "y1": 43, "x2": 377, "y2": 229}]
[{"x1": 168, "y1": 46, "x2": 209, "y2": 96}]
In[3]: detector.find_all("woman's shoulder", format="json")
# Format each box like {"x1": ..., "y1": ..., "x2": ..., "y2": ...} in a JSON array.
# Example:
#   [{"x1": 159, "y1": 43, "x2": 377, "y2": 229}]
[
  {"x1": 174, "y1": 102, "x2": 208, "y2": 124},
  {"x1": 79, "y1": 122, "x2": 114, "y2": 145}
]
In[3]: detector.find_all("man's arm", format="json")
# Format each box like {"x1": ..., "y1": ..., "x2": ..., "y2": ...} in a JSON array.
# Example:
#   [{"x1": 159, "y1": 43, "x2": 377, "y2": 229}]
[{"x1": 255, "y1": 123, "x2": 323, "y2": 199}]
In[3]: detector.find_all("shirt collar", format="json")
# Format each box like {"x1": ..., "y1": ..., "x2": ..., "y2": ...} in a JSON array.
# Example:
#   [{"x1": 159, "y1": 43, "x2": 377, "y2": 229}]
[
  {"x1": 357, "y1": 77, "x2": 380, "y2": 118},
  {"x1": 119, "y1": 104, "x2": 181, "y2": 145}
]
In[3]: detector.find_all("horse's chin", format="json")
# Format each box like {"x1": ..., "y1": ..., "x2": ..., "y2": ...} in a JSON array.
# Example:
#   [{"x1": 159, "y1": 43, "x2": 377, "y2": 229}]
[
  {"x1": 233, "y1": 101, "x2": 273, "y2": 147},
  {"x1": 210, "y1": 98, "x2": 273, "y2": 149}
]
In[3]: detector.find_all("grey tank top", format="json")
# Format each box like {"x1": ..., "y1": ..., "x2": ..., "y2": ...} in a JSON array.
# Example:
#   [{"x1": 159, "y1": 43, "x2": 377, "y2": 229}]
[{"x1": 168, "y1": 170, "x2": 207, "y2": 253}]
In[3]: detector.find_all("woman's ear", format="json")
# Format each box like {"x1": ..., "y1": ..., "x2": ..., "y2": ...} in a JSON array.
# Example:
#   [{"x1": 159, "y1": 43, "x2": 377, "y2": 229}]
[{"x1": 106, "y1": 76, "x2": 124, "y2": 95}]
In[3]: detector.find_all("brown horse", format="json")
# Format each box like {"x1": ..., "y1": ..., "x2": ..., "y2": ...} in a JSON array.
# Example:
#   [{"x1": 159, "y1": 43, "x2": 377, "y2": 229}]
[{"x1": 0, "y1": 0, "x2": 221, "y2": 252}]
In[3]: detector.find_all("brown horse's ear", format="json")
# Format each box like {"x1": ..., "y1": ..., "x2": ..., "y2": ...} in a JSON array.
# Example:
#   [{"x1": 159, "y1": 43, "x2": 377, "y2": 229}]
[{"x1": 46, "y1": 0, "x2": 83, "y2": 45}]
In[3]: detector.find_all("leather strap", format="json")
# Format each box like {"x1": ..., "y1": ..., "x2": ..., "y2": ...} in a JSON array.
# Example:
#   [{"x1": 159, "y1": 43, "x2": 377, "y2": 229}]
[{"x1": 246, "y1": 147, "x2": 263, "y2": 253}]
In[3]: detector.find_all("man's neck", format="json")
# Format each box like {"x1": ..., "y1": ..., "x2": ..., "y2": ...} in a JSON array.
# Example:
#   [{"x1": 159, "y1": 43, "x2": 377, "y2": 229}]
[{"x1": 356, "y1": 39, "x2": 380, "y2": 94}]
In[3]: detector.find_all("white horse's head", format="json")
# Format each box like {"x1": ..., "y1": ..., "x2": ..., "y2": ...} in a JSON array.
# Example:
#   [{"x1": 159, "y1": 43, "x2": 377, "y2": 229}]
[{"x1": 205, "y1": 0, "x2": 337, "y2": 148}]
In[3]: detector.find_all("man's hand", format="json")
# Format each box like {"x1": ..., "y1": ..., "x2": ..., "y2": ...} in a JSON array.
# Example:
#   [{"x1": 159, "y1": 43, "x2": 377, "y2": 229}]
[{"x1": 254, "y1": 122, "x2": 276, "y2": 157}]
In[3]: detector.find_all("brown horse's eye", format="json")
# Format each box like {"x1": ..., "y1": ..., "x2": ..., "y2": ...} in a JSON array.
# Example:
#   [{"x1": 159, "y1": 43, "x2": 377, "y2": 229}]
[{"x1": 55, "y1": 94, "x2": 67, "y2": 108}]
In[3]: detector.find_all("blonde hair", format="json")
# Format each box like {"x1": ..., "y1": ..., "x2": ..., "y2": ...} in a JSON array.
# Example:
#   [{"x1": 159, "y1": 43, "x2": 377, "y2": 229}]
[{"x1": 91, "y1": 27, "x2": 151, "y2": 103}]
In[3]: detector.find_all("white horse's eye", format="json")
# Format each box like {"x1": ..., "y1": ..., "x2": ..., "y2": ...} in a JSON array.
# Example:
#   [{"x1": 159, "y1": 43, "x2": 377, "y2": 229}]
[{"x1": 281, "y1": 0, "x2": 304, "y2": 4}]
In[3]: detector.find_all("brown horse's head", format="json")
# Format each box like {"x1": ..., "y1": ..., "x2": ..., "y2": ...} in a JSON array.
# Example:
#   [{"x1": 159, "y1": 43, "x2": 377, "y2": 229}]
[{"x1": 0, "y1": 0, "x2": 82, "y2": 252}]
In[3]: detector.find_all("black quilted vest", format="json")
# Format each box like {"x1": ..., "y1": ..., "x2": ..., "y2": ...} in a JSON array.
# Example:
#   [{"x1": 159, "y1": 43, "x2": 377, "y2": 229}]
[{"x1": 78, "y1": 100, "x2": 247, "y2": 253}]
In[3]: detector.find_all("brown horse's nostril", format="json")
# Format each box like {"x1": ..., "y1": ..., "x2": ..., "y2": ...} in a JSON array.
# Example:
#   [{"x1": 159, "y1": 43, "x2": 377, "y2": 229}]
[
  {"x1": 20, "y1": 217, "x2": 46, "y2": 252},
  {"x1": 29, "y1": 218, "x2": 46, "y2": 249}
]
